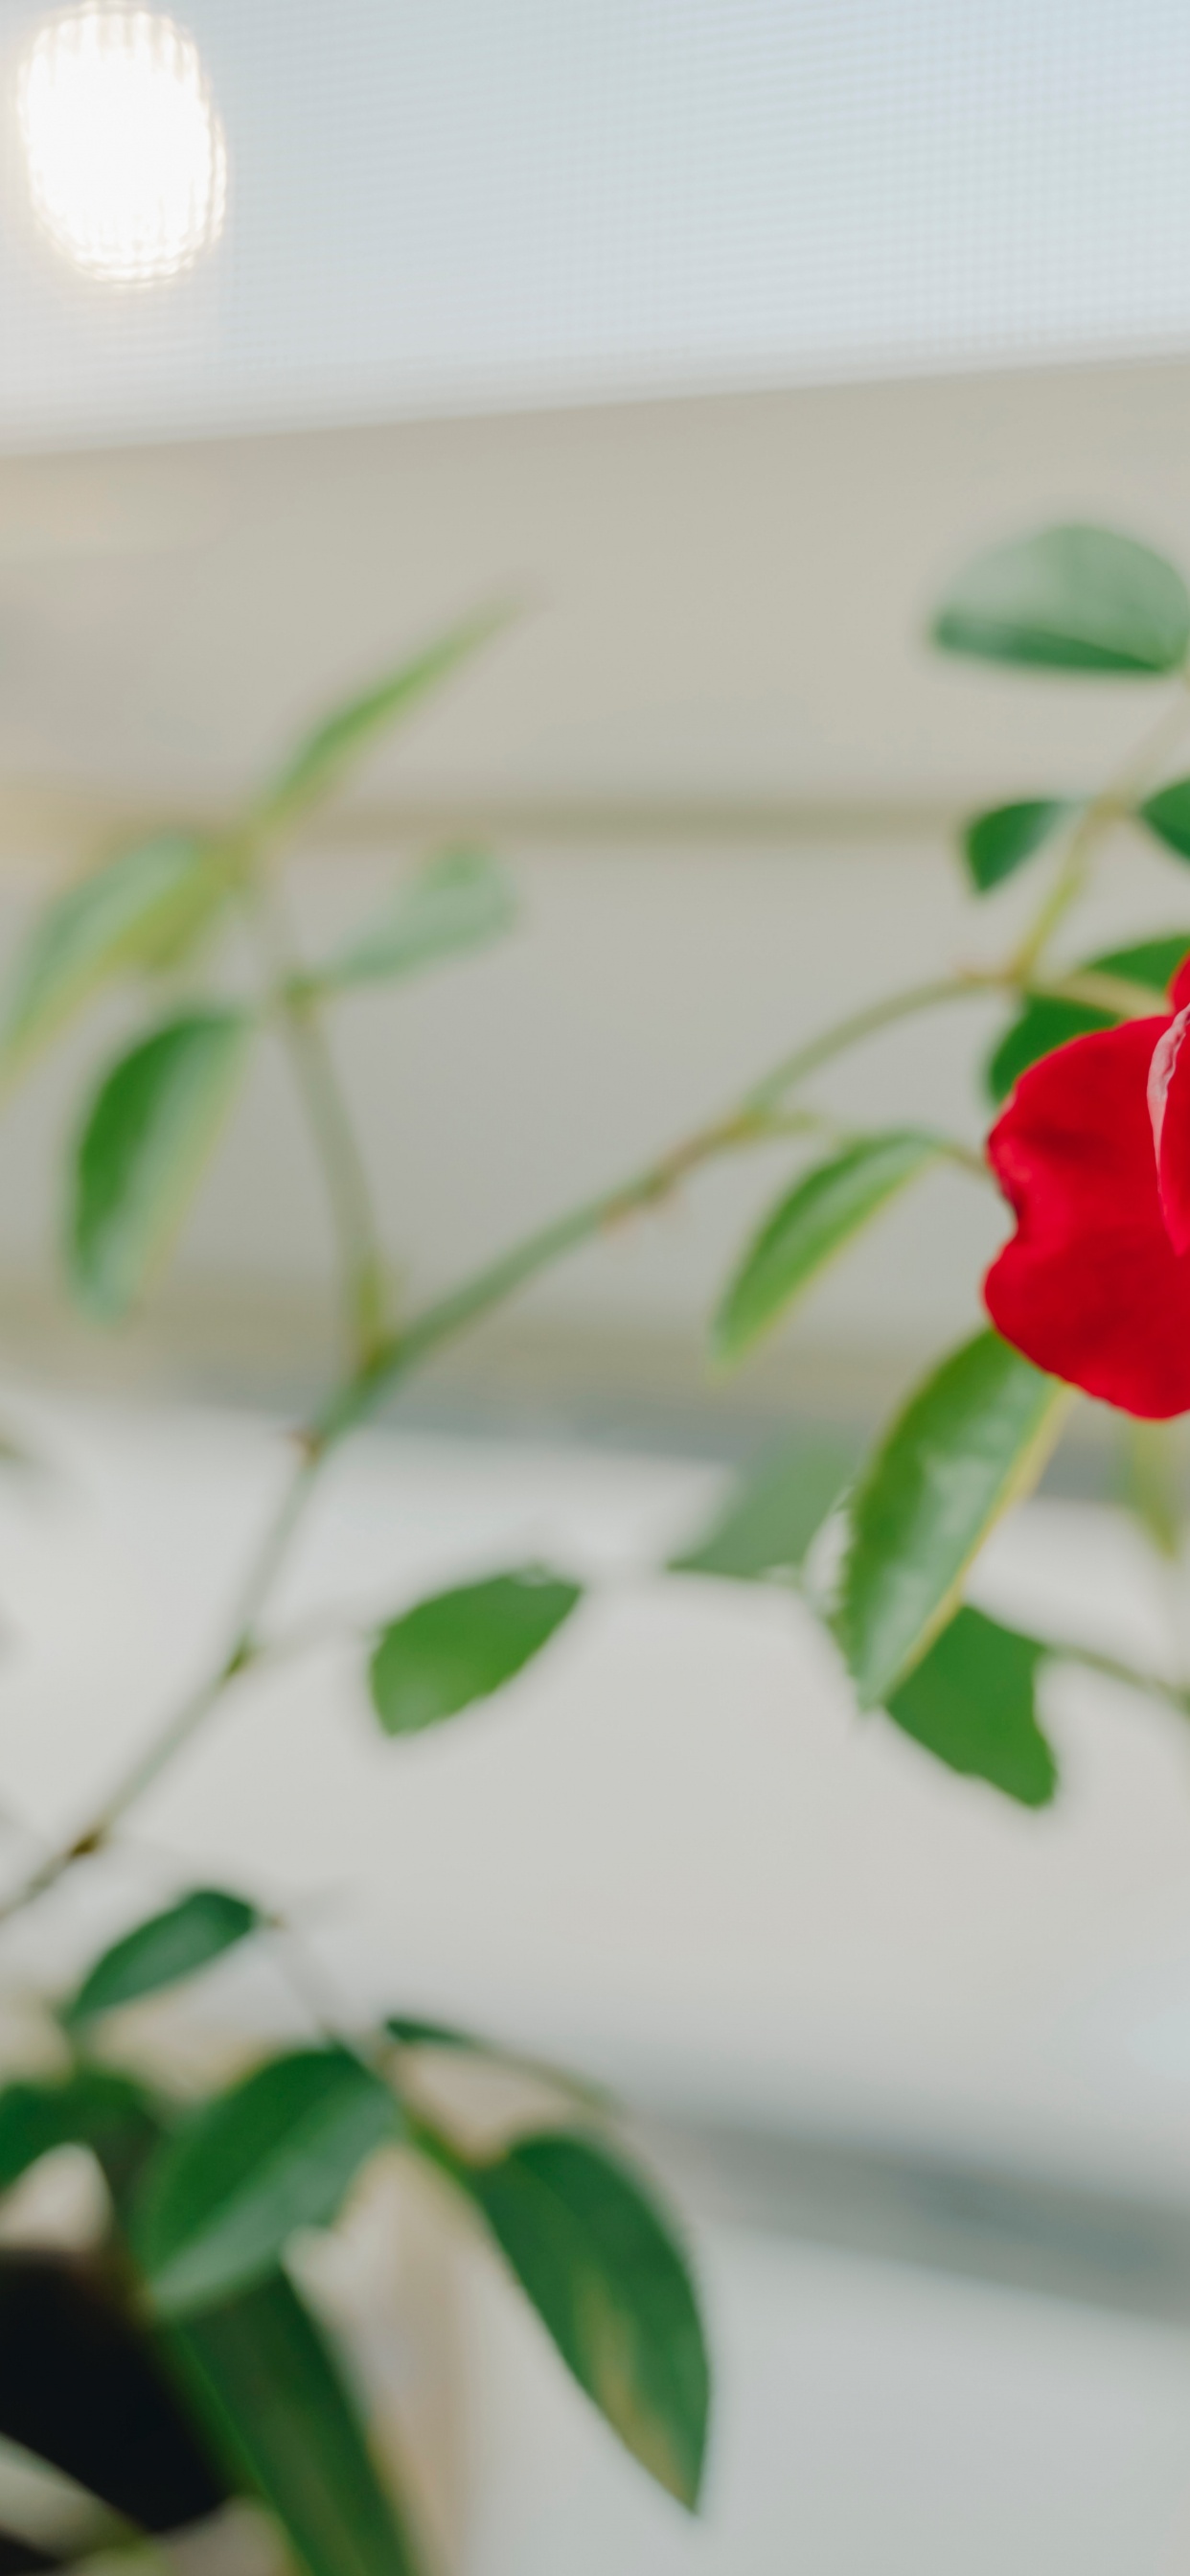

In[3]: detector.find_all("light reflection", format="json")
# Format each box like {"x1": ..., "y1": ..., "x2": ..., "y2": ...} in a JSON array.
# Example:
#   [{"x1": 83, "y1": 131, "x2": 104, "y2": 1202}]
[{"x1": 17, "y1": 8, "x2": 227, "y2": 286}]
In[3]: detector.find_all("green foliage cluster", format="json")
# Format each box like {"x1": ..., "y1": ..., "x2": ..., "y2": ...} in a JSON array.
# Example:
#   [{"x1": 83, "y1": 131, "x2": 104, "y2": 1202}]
[{"x1": 0, "y1": 524, "x2": 1187, "y2": 2569}]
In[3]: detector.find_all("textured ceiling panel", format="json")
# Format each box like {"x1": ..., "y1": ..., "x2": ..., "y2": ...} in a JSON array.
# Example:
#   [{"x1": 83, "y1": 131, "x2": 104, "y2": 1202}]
[{"x1": 3, "y1": 3, "x2": 1190, "y2": 450}]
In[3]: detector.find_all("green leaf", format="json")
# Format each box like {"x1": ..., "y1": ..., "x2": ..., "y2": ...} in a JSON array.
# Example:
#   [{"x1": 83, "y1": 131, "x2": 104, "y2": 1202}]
[
  {"x1": 257, "y1": 610, "x2": 509, "y2": 832},
  {"x1": 370, "y1": 1567, "x2": 582, "y2": 1737},
  {"x1": 64, "y1": 1891, "x2": 260, "y2": 2029},
  {"x1": 1090, "y1": 933, "x2": 1190, "y2": 993},
  {"x1": 0, "y1": 2072, "x2": 158, "y2": 2196},
  {"x1": 668, "y1": 1435, "x2": 855, "y2": 1582},
  {"x1": 134, "y1": 876, "x2": 234, "y2": 978},
  {"x1": 961, "y1": 799, "x2": 1076, "y2": 894},
  {"x1": 133, "y1": 2051, "x2": 398, "y2": 2317},
  {"x1": 460, "y1": 2130, "x2": 708, "y2": 2509},
  {"x1": 884, "y1": 1606, "x2": 1057, "y2": 1806},
  {"x1": 985, "y1": 997, "x2": 1112, "y2": 1103},
  {"x1": 932, "y1": 524, "x2": 1190, "y2": 674},
  {"x1": 68, "y1": 1009, "x2": 252, "y2": 1321},
  {"x1": 1139, "y1": 777, "x2": 1190, "y2": 861},
  {"x1": 168, "y1": 2271, "x2": 424, "y2": 2576},
  {"x1": 387, "y1": 2016, "x2": 485, "y2": 2052},
  {"x1": 386, "y1": 2017, "x2": 607, "y2": 2113},
  {"x1": 712, "y1": 1133, "x2": 941, "y2": 1365},
  {"x1": 311, "y1": 847, "x2": 516, "y2": 993},
  {"x1": 835, "y1": 1329, "x2": 1068, "y2": 1708},
  {"x1": 985, "y1": 932, "x2": 1190, "y2": 1102},
  {"x1": 0, "y1": 836, "x2": 233, "y2": 1070}
]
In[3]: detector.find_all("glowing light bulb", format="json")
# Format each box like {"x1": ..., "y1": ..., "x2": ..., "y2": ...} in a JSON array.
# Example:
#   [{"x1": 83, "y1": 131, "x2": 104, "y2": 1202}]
[{"x1": 17, "y1": 8, "x2": 227, "y2": 285}]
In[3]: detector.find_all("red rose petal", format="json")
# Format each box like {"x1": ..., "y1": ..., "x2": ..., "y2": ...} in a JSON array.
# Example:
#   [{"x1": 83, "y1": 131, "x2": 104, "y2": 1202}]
[
  {"x1": 1170, "y1": 954, "x2": 1190, "y2": 1014},
  {"x1": 984, "y1": 1014, "x2": 1190, "y2": 1417}
]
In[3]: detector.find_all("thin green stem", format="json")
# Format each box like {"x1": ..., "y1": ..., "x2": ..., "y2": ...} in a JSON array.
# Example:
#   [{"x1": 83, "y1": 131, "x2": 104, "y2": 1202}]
[
  {"x1": 1050, "y1": 1636, "x2": 1190, "y2": 1720},
  {"x1": 278, "y1": 994, "x2": 390, "y2": 1362},
  {"x1": 1011, "y1": 680, "x2": 1190, "y2": 978},
  {"x1": 1119, "y1": 1418, "x2": 1184, "y2": 1564},
  {"x1": 264, "y1": 1917, "x2": 393, "y2": 2074},
  {"x1": 741, "y1": 972, "x2": 998, "y2": 1115},
  {"x1": 323, "y1": 973, "x2": 1008, "y2": 1439},
  {"x1": 247, "y1": 872, "x2": 390, "y2": 1366},
  {"x1": 0, "y1": 1452, "x2": 320, "y2": 1924},
  {"x1": 934, "y1": 1138, "x2": 995, "y2": 1181},
  {"x1": 1028, "y1": 969, "x2": 1170, "y2": 1020},
  {"x1": 317, "y1": 1113, "x2": 786, "y2": 1442}
]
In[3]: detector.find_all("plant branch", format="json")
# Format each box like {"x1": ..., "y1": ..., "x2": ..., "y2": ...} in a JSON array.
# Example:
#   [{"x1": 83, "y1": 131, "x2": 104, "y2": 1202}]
[
  {"x1": 0, "y1": 971, "x2": 1002, "y2": 1926},
  {"x1": 1011, "y1": 681, "x2": 1190, "y2": 978},
  {"x1": 247, "y1": 872, "x2": 390, "y2": 1366},
  {"x1": 1047, "y1": 1636, "x2": 1190, "y2": 1718},
  {"x1": 0, "y1": 1452, "x2": 320, "y2": 1923},
  {"x1": 1029, "y1": 969, "x2": 1170, "y2": 1019},
  {"x1": 741, "y1": 972, "x2": 999, "y2": 1115},
  {"x1": 322, "y1": 971, "x2": 1008, "y2": 1440},
  {"x1": 0, "y1": 948, "x2": 1110, "y2": 1929},
  {"x1": 6, "y1": 625, "x2": 1189, "y2": 1965},
  {"x1": 278, "y1": 994, "x2": 390, "y2": 1363}
]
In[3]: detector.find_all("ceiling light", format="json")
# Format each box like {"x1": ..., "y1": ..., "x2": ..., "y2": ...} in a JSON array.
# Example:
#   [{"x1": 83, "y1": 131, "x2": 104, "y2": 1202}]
[{"x1": 17, "y1": 8, "x2": 227, "y2": 286}]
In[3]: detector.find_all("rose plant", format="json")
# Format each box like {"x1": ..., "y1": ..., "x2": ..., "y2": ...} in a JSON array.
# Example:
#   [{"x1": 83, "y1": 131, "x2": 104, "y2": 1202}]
[{"x1": 0, "y1": 522, "x2": 1187, "y2": 2569}]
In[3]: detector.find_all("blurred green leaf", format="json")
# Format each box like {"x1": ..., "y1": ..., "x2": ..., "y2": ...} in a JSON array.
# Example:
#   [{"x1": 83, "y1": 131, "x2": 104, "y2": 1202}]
[
  {"x1": 310, "y1": 847, "x2": 515, "y2": 993},
  {"x1": 1139, "y1": 777, "x2": 1190, "y2": 861},
  {"x1": 884, "y1": 1605, "x2": 1058, "y2": 1806},
  {"x1": 834, "y1": 1330, "x2": 1067, "y2": 1709},
  {"x1": 256, "y1": 610, "x2": 509, "y2": 832},
  {"x1": 986, "y1": 932, "x2": 1190, "y2": 1102},
  {"x1": 68, "y1": 1010, "x2": 252, "y2": 1321},
  {"x1": 169, "y1": 2270, "x2": 424, "y2": 2576},
  {"x1": 386, "y1": 2015, "x2": 481, "y2": 2050},
  {"x1": 386, "y1": 2017, "x2": 608, "y2": 2113},
  {"x1": 932, "y1": 525, "x2": 1190, "y2": 674},
  {"x1": 134, "y1": 2051, "x2": 398, "y2": 2317},
  {"x1": 961, "y1": 799, "x2": 1077, "y2": 894},
  {"x1": 669, "y1": 1436, "x2": 855, "y2": 1582},
  {"x1": 1, "y1": 837, "x2": 232, "y2": 1070},
  {"x1": 460, "y1": 2129, "x2": 708, "y2": 2509},
  {"x1": 986, "y1": 997, "x2": 1112, "y2": 1103},
  {"x1": 1088, "y1": 933, "x2": 1190, "y2": 990},
  {"x1": 712, "y1": 1133, "x2": 941, "y2": 1365},
  {"x1": 0, "y1": 2073, "x2": 158, "y2": 2197},
  {"x1": 370, "y1": 1568, "x2": 581, "y2": 1736},
  {"x1": 64, "y1": 1891, "x2": 260, "y2": 2029},
  {"x1": 134, "y1": 875, "x2": 234, "y2": 978}
]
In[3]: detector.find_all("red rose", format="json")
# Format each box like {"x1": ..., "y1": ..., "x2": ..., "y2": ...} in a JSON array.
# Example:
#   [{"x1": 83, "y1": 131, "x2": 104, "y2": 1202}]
[{"x1": 985, "y1": 956, "x2": 1190, "y2": 1417}]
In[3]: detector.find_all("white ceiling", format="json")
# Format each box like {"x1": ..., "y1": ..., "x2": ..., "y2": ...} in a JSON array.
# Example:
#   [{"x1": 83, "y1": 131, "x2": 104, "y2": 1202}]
[{"x1": 5, "y1": 2, "x2": 1190, "y2": 449}]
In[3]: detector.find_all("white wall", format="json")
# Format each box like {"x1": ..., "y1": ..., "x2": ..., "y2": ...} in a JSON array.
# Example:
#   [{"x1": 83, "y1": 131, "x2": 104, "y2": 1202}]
[{"x1": 2, "y1": 362, "x2": 1190, "y2": 1410}]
